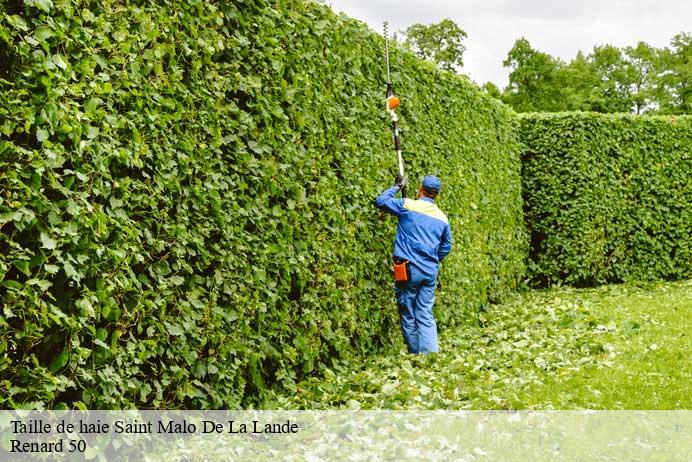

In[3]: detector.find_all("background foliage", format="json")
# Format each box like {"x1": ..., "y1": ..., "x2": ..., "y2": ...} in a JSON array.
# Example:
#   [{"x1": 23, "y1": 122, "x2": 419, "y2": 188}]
[
  {"x1": 499, "y1": 34, "x2": 692, "y2": 115},
  {"x1": 0, "y1": 0, "x2": 526, "y2": 408},
  {"x1": 402, "y1": 18, "x2": 467, "y2": 72},
  {"x1": 520, "y1": 112, "x2": 692, "y2": 287}
]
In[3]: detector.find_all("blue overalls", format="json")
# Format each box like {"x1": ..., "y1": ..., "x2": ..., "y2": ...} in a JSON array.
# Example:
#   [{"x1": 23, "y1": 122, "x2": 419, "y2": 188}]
[{"x1": 375, "y1": 186, "x2": 453, "y2": 353}]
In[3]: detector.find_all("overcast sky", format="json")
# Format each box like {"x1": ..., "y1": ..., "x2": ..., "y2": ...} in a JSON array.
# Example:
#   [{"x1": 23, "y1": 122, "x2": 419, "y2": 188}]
[{"x1": 326, "y1": 0, "x2": 691, "y2": 88}]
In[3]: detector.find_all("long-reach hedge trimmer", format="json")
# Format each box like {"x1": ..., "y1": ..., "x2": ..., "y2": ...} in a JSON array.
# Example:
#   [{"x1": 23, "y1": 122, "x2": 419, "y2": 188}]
[{"x1": 383, "y1": 22, "x2": 406, "y2": 198}]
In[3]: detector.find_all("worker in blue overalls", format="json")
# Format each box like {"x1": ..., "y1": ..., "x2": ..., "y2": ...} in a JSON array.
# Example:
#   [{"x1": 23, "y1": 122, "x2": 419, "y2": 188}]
[{"x1": 375, "y1": 175, "x2": 453, "y2": 354}]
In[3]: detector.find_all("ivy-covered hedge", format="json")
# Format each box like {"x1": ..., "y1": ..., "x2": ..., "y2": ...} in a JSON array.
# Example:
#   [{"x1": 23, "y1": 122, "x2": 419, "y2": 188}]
[
  {"x1": 0, "y1": 0, "x2": 525, "y2": 408},
  {"x1": 520, "y1": 112, "x2": 692, "y2": 287}
]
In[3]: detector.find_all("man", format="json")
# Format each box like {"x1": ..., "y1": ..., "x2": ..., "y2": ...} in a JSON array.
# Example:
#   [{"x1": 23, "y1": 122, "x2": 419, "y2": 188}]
[{"x1": 375, "y1": 174, "x2": 453, "y2": 354}]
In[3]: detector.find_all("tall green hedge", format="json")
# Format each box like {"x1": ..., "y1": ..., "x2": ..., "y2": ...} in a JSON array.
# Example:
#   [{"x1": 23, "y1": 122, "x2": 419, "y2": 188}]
[
  {"x1": 0, "y1": 0, "x2": 525, "y2": 408},
  {"x1": 520, "y1": 112, "x2": 692, "y2": 286}
]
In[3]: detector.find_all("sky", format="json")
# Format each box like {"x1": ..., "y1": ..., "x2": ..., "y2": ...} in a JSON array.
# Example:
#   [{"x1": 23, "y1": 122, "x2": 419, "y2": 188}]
[{"x1": 326, "y1": 0, "x2": 692, "y2": 88}]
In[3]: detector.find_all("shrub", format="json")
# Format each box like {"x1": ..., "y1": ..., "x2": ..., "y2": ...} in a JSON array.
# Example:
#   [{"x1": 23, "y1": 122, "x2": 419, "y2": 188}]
[
  {"x1": 520, "y1": 112, "x2": 692, "y2": 286},
  {"x1": 0, "y1": 0, "x2": 525, "y2": 408}
]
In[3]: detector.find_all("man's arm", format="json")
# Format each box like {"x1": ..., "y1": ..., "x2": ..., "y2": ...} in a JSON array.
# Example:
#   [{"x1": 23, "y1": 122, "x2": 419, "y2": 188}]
[
  {"x1": 438, "y1": 223, "x2": 452, "y2": 262},
  {"x1": 374, "y1": 185, "x2": 405, "y2": 217}
]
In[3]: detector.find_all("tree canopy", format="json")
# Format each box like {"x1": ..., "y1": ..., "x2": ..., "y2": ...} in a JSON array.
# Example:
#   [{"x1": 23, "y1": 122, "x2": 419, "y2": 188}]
[
  {"x1": 495, "y1": 33, "x2": 692, "y2": 115},
  {"x1": 402, "y1": 19, "x2": 468, "y2": 72},
  {"x1": 399, "y1": 18, "x2": 689, "y2": 115}
]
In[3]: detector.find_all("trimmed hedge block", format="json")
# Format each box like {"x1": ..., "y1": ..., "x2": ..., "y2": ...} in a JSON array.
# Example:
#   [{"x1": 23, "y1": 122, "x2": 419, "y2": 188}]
[
  {"x1": 520, "y1": 112, "x2": 692, "y2": 286},
  {"x1": 0, "y1": 0, "x2": 525, "y2": 408}
]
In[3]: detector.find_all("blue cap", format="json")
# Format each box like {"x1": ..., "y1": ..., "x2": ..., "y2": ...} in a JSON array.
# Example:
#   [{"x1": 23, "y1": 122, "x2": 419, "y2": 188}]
[{"x1": 422, "y1": 175, "x2": 441, "y2": 192}]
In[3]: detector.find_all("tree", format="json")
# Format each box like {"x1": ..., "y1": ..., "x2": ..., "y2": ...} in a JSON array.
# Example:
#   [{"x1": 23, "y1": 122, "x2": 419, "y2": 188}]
[
  {"x1": 482, "y1": 82, "x2": 502, "y2": 100},
  {"x1": 499, "y1": 33, "x2": 692, "y2": 115},
  {"x1": 403, "y1": 19, "x2": 468, "y2": 72},
  {"x1": 623, "y1": 42, "x2": 659, "y2": 114},
  {"x1": 556, "y1": 51, "x2": 601, "y2": 111},
  {"x1": 587, "y1": 45, "x2": 633, "y2": 113},
  {"x1": 502, "y1": 38, "x2": 565, "y2": 112},
  {"x1": 657, "y1": 33, "x2": 692, "y2": 114}
]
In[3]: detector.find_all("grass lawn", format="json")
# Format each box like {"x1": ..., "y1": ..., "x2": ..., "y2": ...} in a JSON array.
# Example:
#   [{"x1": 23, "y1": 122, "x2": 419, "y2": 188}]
[
  {"x1": 518, "y1": 280, "x2": 692, "y2": 409},
  {"x1": 265, "y1": 279, "x2": 692, "y2": 409}
]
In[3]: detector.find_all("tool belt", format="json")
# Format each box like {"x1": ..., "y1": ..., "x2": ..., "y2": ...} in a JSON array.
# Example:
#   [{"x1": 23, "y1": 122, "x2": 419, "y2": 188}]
[{"x1": 393, "y1": 258, "x2": 411, "y2": 283}]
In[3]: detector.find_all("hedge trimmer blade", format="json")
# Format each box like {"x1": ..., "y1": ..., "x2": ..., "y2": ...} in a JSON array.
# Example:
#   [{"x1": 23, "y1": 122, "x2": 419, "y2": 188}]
[{"x1": 383, "y1": 21, "x2": 406, "y2": 197}]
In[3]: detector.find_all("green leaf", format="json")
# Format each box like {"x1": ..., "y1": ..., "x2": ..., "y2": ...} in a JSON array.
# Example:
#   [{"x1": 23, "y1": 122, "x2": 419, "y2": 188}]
[
  {"x1": 34, "y1": 26, "x2": 54, "y2": 42},
  {"x1": 32, "y1": 0, "x2": 53, "y2": 12},
  {"x1": 26, "y1": 278, "x2": 52, "y2": 291},
  {"x1": 170, "y1": 275, "x2": 185, "y2": 286},
  {"x1": 36, "y1": 128, "x2": 49, "y2": 142},
  {"x1": 7, "y1": 15, "x2": 28, "y2": 31},
  {"x1": 113, "y1": 30, "x2": 128, "y2": 42},
  {"x1": 52, "y1": 54, "x2": 68, "y2": 69},
  {"x1": 109, "y1": 197, "x2": 123, "y2": 208},
  {"x1": 166, "y1": 324, "x2": 184, "y2": 336},
  {"x1": 93, "y1": 339, "x2": 109, "y2": 349},
  {"x1": 14, "y1": 260, "x2": 31, "y2": 277},
  {"x1": 48, "y1": 348, "x2": 69, "y2": 372},
  {"x1": 84, "y1": 98, "x2": 100, "y2": 114},
  {"x1": 63, "y1": 261, "x2": 80, "y2": 282},
  {"x1": 40, "y1": 232, "x2": 56, "y2": 250},
  {"x1": 66, "y1": 200, "x2": 80, "y2": 216},
  {"x1": 2, "y1": 280, "x2": 22, "y2": 291},
  {"x1": 96, "y1": 328, "x2": 108, "y2": 341}
]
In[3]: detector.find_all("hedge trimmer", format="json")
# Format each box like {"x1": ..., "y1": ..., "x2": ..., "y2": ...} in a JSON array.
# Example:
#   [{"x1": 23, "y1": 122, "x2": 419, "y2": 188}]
[{"x1": 383, "y1": 21, "x2": 406, "y2": 198}]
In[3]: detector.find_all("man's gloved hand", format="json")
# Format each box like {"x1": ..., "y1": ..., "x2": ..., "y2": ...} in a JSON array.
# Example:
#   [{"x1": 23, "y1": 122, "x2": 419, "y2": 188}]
[{"x1": 394, "y1": 174, "x2": 408, "y2": 190}]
